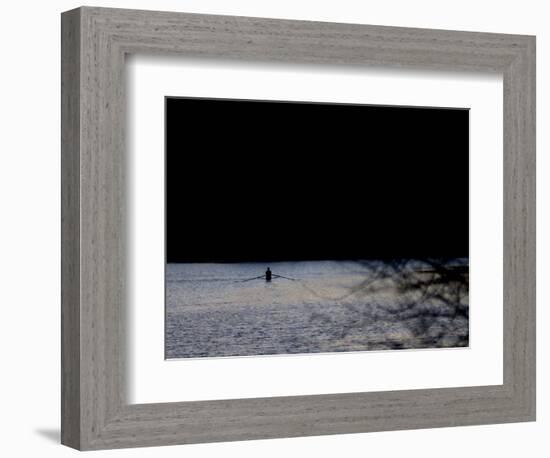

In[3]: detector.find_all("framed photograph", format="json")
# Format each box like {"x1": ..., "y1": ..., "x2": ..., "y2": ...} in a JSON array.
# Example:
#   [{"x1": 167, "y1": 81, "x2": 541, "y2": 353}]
[
  {"x1": 164, "y1": 98, "x2": 470, "y2": 359},
  {"x1": 61, "y1": 6, "x2": 535, "y2": 450}
]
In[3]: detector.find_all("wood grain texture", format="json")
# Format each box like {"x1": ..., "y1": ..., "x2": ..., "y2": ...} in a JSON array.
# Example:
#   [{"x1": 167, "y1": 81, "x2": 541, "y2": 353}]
[
  {"x1": 61, "y1": 6, "x2": 536, "y2": 450},
  {"x1": 61, "y1": 7, "x2": 81, "y2": 449}
]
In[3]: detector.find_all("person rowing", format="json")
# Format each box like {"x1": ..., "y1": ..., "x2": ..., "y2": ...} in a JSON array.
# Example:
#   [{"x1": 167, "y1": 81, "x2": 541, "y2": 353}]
[{"x1": 237, "y1": 268, "x2": 297, "y2": 283}]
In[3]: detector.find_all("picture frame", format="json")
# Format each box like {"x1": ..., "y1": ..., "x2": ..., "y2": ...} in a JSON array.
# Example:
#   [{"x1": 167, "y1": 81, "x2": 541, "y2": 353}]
[{"x1": 61, "y1": 6, "x2": 535, "y2": 450}]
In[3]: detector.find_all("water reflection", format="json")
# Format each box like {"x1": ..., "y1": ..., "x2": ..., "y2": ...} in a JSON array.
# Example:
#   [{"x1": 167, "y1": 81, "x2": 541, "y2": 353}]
[{"x1": 165, "y1": 259, "x2": 468, "y2": 359}]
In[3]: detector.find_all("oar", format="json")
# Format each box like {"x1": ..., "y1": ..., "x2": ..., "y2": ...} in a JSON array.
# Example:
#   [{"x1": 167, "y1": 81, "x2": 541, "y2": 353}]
[
  {"x1": 235, "y1": 275, "x2": 265, "y2": 283},
  {"x1": 272, "y1": 274, "x2": 297, "y2": 281}
]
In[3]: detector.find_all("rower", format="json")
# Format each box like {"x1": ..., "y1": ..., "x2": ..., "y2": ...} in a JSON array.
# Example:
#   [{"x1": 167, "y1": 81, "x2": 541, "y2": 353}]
[{"x1": 265, "y1": 267, "x2": 272, "y2": 282}]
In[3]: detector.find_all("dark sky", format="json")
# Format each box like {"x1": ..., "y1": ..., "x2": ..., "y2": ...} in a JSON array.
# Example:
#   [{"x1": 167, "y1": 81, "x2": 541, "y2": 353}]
[{"x1": 166, "y1": 97, "x2": 469, "y2": 263}]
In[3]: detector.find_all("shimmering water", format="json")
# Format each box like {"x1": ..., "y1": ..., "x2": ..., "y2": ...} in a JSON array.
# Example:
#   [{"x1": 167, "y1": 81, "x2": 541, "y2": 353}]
[{"x1": 165, "y1": 259, "x2": 469, "y2": 359}]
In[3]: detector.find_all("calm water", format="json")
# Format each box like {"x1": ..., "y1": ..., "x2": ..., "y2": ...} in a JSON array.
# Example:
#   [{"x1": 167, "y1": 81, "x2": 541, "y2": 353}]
[{"x1": 165, "y1": 259, "x2": 469, "y2": 359}]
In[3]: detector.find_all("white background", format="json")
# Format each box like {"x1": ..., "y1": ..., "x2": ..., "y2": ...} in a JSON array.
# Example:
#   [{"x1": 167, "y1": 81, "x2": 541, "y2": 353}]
[
  {"x1": 0, "y1": 1, "x2": 547, "y2": 457},
  {"x1": 128, "y1": 58, "x2": 503, "y2": 403}
]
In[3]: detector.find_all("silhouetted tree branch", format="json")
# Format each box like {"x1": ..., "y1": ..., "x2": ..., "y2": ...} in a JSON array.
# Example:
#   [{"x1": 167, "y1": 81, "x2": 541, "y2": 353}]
[{"x1": 307, "y1": 258, "x2": 469, "y2": 350}]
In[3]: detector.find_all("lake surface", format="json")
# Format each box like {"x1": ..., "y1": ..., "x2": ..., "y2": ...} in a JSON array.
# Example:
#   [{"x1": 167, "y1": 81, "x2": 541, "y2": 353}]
[{"x1": 165, "y1": 259, "x2": 469, "y2": 359}]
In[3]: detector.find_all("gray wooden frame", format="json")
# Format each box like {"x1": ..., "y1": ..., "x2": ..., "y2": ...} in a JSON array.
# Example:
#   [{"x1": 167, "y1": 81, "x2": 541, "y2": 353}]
[{"x1": 61, "y1": 6, "x2": 536, "y2": 451}]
